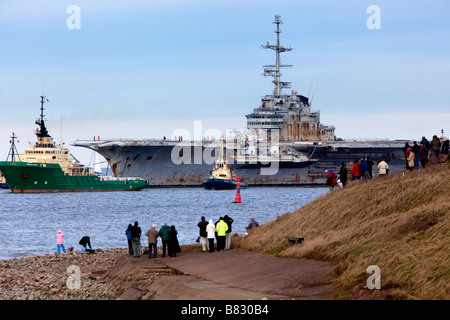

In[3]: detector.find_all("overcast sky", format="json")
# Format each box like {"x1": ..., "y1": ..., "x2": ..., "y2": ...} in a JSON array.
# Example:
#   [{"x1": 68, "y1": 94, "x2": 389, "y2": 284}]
[{"x1": 1, "y1": 0, "x2": 449, "y2": 165}]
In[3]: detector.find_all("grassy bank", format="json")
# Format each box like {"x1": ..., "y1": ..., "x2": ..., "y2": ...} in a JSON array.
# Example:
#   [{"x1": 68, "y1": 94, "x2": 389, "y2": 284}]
[{"x1": 234, "y1": 160, "x2": 449, "y2": 299}]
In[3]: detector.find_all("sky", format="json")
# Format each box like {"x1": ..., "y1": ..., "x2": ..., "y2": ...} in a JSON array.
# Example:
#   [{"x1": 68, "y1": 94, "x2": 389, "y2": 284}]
[{"x1": 0, "y1": 0, "x2": 449, "y2": 165}]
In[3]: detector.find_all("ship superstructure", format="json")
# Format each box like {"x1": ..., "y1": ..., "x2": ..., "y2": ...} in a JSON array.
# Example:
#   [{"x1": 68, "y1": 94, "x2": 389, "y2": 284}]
[
  {"x1": 14, "y1": 96, "x2": 92, "y2": 176},
  {"x1": 73, "y1": 15, "x2": 407, "y2": 186},
  {"x1": 246, "y1": 15, "x2": 335, "y2": 142}
]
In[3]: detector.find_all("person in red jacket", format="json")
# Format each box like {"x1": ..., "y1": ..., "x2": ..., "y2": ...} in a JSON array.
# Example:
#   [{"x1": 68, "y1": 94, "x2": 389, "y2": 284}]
[
  {"x1": 352, "y1": 160, "x2": 361, "y2": 180},
  {"x1": 326, "y1": 170, "x2": 337, "y2": 192}
]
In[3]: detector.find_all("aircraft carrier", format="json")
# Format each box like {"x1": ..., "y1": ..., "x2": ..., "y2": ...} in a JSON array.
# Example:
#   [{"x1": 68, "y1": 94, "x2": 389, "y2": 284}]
[{"x1": 73, "y1": 15, "x2": 407, "y2": 186}]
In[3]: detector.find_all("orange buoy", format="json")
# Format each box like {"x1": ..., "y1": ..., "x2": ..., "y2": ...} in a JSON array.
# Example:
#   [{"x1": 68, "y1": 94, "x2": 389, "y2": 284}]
[{"x1": 234, "y1": 176, "x2": 241, "y2": 203}]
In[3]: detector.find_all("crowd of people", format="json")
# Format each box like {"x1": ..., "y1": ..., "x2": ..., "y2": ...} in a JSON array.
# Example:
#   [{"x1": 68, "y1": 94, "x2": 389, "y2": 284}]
[
  {"x1": 125, "y1": 221, "x2": 180, "y2": 258},
  {"x1": 123, "y1": 216, "x2": 260, "y2": 258},
  {"x1": 326, "y1": 134, "x2": 448, "y2": 192},
  {"x1": 403, "y1": 135, "x2": 448, "y2": 170},
  {"x1": 55, "y1": 216, "x2": 260, "y2": 258}
]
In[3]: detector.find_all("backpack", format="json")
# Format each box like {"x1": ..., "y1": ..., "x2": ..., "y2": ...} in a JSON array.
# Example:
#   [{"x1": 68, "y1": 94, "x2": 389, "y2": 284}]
[{"x1": 326, "y1": 175, "x2": 333, "y2": 186}]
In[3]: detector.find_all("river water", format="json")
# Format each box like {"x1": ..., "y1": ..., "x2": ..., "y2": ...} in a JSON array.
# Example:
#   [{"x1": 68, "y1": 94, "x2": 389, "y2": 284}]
[{"x1": 0, "y1": 186, "x2": 327, "y2": 260}]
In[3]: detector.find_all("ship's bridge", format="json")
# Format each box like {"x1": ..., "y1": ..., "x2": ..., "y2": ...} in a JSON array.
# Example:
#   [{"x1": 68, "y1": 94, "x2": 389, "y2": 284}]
[{"x1": 246, "y1": 91, "x2": 311, "y2": 131}]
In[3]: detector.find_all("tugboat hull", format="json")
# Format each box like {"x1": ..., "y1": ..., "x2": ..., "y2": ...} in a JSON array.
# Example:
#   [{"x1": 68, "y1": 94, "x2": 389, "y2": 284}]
[
  {"x1": 0, "y1": 161, "x2": 149, "y2": 193},
  {"x1": 202, "y1": 178, "x2": 248, "y2": 190}
]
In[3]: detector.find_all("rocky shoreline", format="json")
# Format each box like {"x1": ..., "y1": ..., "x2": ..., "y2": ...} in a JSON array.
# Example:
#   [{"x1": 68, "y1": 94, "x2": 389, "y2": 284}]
[
  {"x1": 0, "y1": 248, "x2": 126, "y2": 300},
  {"x1": 0, "y1": 243, "x2": 335, "y2": 301}
]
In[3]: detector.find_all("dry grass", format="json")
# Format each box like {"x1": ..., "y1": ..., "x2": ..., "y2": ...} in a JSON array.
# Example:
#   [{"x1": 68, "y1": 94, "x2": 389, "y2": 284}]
[{"x1": 233, "y1": 160, "x2": 450, "y2": 299}]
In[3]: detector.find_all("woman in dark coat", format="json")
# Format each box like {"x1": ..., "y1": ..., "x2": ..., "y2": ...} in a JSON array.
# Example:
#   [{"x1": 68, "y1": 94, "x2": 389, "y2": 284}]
[
  {"x1": 418, "y1": 143, "x2": 428, "y2": 168},
  {"x1": 168, "y1": 225, "x2": 181, "y2": 257}
]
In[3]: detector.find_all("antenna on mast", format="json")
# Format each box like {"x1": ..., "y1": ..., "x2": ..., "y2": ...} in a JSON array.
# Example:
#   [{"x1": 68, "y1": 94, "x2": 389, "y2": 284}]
[
  {"x1": 7, "y1": 132, "x2": 21, "y2": 162},
  {"x1": 310, "y1": 81, "x2": 319, "y2": 104},
  {"x1": 307, "y1": 80, "x2": 315, "y2": 98},
  {"x1": 261, "y1": 15, "x2": 293, "y2": 96}
]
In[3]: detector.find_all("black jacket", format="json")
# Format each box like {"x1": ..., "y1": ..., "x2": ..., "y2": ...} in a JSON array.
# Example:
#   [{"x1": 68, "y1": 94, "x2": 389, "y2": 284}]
[
  {"x1": 223, "y1": 215, "x2": 234, "y2": 233},
  {"x1": 197, "y1": 220, "x2": 208, "y2": 237},
  {"x1": 131, "y1": 225, "x2": 141, "y2": 238}
]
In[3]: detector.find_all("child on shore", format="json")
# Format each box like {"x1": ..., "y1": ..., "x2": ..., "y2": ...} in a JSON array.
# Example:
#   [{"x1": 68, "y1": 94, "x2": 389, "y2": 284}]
[{"x1": 56, "y1": 229, "x2": 66, "y2": 253}]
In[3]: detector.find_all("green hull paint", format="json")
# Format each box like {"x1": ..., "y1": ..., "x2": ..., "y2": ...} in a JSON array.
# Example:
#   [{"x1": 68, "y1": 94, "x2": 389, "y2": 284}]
[{"x1": 0, "y1": 161, "x2": 149, "y2": 193}]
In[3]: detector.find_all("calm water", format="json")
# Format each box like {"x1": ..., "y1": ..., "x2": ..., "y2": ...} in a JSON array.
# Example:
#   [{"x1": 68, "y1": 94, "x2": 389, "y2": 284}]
[{"x1": 0, "y1": 186, "x2": 327, "y2": 260}]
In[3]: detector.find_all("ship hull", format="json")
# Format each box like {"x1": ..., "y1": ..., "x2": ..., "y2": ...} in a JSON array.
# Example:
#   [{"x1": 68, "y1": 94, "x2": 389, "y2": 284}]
[
  {"x1": 202, "y1": 178, "x2": 249, "y2": 190},
  {"x1": 73, "y1": 140, "x2": 407, "y2": 187},
  {"x1": 0, "y1": 161, "x2": 149, "y2": 193}
]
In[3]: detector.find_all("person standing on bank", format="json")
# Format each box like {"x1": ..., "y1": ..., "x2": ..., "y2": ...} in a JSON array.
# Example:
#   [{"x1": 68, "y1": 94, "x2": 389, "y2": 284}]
[
  {"x1": 197, "y1": 216, "x2": 209, "y2": 252},
  {"x1": 146, "y1": 224, "x2": 159, "y2": 258},
  {"x1": 223, "y1": 215, "x2": 234, "y2": 250},
  {"x1": 131, "y1": 221, "x2": 142, "y2": 257},
  {"x1": 403, "y1": 142, "x2": 412, "y2": 168},
  {"x1": 125, "y1": 224, "x2": 133, "y2": 255},
  {"x1": 168, "y1": 225, "x2": 181, "y2": 257},
  {"x1": 366, "y1": 157, "x2": 374, "y2": 178},
  {"x1": 419, "y1": 143, "x2": 428, "y2": 168},
  {"x1": 339, "y1": 162, "x2": 348, "y2": 187},
  {"x1": 158, "y1": 223, "x2": 171, "y2": 257},
  {"x1": 377, "y1": 158, "x2": 389, "y2": 176},
  {"x1": 351, "y1": 160, "x2": 361, "y2": 180},
  {"x1": 206, "y1": 219, "x2": 216, "y2": 253},
  {"x1": 359, "y1": 158, "x2": 369, "y2": 179},
  {"x1": 215, "y1": 217, "x2": 228, "y2": 251},
  {"x1": 412, "y1": 141, "x2": 421, "y2": 169},
  {"x1": 326, "y1": 169, "x2": 337, "y2": 192},
  {"x1": 431, "y1": 135, "x2": 441, "y2": 164},
  {"x1": 406, "y1": 147, "x2": 415, "y2": 170},
  {"x1": 56, "y1": 229, "x2": 66, "y2": 254}
]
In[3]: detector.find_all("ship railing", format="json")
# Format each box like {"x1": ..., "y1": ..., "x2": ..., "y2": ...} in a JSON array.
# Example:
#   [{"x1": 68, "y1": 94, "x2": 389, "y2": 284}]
[
  {"x1": 233, "y1": 154, "x2": 309, "y2": 163},
  {"x1": 73, "y1": 138, "x2": 220, "y2": 146},
  {"x1": 338, "y1": 138, "x2": 401, "y2": 142},
  {"x1": 99, "y1": 176, "x2": 144, "y2": 181}
]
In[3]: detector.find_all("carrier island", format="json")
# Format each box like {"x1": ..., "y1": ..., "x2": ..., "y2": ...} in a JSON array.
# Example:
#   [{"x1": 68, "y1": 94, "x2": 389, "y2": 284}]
[{"x1": 73, "y1": 15, "x2": 407, "y2": 187}]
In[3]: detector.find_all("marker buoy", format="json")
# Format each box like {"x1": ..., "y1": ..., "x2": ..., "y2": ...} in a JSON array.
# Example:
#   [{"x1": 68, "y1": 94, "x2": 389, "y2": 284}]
[{"x1": 234, "y1": 176, "x2": 241, "y2": 203}]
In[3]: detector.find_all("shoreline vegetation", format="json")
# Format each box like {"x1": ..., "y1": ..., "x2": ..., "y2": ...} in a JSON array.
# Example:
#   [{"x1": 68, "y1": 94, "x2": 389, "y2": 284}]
[{"x1": 0, "y1": 154, "x2": 448, "y2": 300}]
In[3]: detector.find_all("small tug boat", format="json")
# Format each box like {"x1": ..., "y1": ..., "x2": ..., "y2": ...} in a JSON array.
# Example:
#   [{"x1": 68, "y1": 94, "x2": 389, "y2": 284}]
[
  {"x1": 0, "y1": 96, "x2": 149, "y2": 193},
  {"x1": 202, "y1": 139, "x2": 248, "y2": 190},
  {"x1": 0, "y1": 171, "x2": 8, "y2": 189}
]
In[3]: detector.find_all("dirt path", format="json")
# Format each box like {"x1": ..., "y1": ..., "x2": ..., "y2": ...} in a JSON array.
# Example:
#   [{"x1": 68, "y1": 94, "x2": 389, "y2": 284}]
[{"x1": 104, "y1": 249, "x2": 335, "y2": 300}]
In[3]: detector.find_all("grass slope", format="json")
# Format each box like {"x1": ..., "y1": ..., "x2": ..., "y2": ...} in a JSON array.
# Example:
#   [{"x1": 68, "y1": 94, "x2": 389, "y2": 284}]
[{"x1": 234, "y1": 161, "x2": 450, "y2": 299}]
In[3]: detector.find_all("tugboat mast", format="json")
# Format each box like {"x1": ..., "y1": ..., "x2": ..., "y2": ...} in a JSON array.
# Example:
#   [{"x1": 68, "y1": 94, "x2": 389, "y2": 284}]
[{"x1": 262, "y1": 15, "x2": 292, "y2": 96}]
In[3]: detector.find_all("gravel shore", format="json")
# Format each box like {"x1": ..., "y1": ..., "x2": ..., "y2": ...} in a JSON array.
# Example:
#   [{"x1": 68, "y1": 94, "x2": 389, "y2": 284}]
[
  {"x1": 0, "y1": 245, "x2": 335, "y2": 300},
  {"x1": 0, "y1": 248, "x2": 126, "y2": 300}
]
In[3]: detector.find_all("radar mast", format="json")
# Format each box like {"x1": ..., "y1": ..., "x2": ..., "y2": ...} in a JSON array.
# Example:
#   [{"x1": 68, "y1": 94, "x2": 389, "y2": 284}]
[
  {"x1": 261, "y1": 15, "x2": 292, "y2": 96},
  {"x1": 36, "y1": 96, "x2": 50, "y2": 138}
]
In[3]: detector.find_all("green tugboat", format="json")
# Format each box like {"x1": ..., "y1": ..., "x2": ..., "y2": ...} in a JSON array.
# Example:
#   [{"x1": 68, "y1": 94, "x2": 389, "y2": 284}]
[{"x1": 0, "y1": 96, "x2": 149, "y2": 193}]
